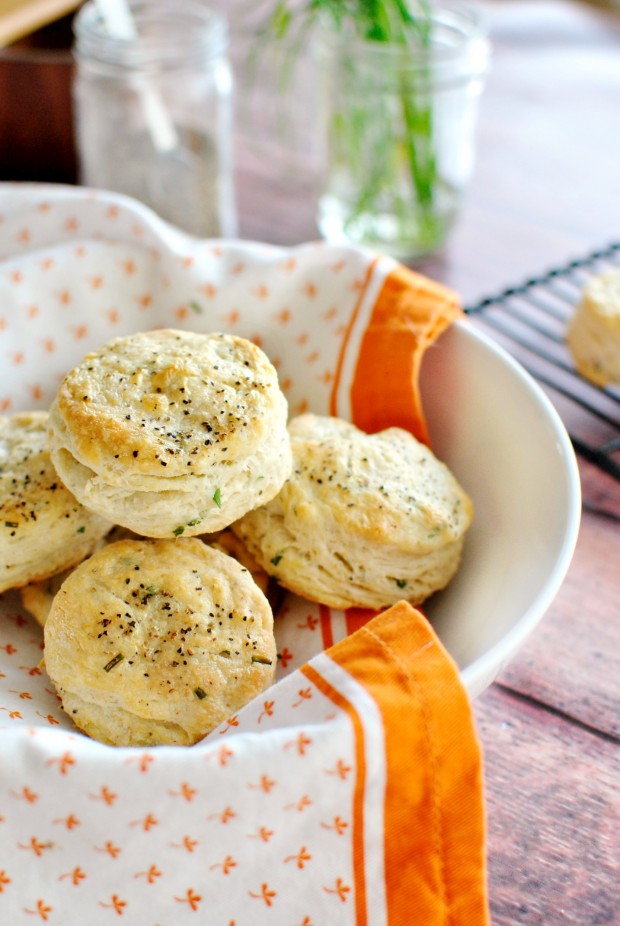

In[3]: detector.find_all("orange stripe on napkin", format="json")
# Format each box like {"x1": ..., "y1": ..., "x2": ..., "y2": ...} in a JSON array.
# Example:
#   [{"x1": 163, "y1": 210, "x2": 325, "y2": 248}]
[
  {"x1": 330, "y1": 257, "x2": 380, "y2": 417},
  {"x1": 349, "y1": 265, "x2": 462, "y2": 445},
  {"x1": 345, "y1": 607, "x2": 380, "y2": 637},
  {"x1": 320, "y1": 605, "x2": 380, "y2": 650},
  {"x1": 302, "y1": 661, "x2": 369, "y2": 926},
  {"x1": 326, "y1": 601, "x2": 489, "y2": 926},
  {"x1": 319, "y1": 604, "x2": 334, "y2": 650}
]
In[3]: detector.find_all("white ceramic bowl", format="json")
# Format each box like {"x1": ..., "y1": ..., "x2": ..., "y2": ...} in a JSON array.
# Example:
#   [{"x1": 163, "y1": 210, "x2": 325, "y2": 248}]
[
  {"x1": 0, "y1": 185, "x2": 581, "y2": 700},
  {"x1": 420, "y1": 319, "x2": 581, "y2": 695}
]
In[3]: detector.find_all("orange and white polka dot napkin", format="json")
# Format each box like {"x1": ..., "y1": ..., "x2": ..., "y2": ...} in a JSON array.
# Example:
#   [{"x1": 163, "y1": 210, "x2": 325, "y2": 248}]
[{"x1": 0, "y1": 183, "x2": 489, "y2": 925}]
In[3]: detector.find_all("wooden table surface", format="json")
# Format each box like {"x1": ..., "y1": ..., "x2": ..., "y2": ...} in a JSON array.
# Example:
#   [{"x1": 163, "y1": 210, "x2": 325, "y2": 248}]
[
  {"x1": 235, "y1": 3, "x2": 620, "y2": 923},
  {"x1": 2, "y1": 0, "x2": 618, "y2": 922}
]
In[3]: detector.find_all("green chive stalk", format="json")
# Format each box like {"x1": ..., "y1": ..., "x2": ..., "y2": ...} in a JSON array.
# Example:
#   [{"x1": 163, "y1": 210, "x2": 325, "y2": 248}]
[{"x1": 259, "y1": 0, "x2": 443, "y2": 254}]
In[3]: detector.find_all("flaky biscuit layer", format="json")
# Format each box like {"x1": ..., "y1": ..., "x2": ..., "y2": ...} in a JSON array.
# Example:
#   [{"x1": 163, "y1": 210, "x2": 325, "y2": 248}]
[
  {"x1": 47, "y1": 329, "x2": 292, "y2": 536},
  {"x1": 0, "y1": 412, "x2": 111, "y2": 593},
  {"x1": 232, "y1": 414, "x2": 474, "y2": 610},
  {"x1": 44, "y1": 538, "x2": 276, "y2": 746}
]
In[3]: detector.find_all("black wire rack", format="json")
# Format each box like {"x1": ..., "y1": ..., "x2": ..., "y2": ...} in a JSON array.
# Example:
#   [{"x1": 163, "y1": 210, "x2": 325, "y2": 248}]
[{"x1": 465, "y1": 243, "x2": 620, "y2": 481}]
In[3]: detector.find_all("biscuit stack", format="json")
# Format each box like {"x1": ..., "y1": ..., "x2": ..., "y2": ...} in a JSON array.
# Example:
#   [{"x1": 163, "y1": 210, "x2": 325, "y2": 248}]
[
  {"x1": 3, "y1": 329, "x2": 289, "y2": 746},
  {"x1": 2, "y1": 327, "x2": 474, "y2": 747},
  {"x1": 47, "y1": 328, "x2": 292, "y2": 537}
]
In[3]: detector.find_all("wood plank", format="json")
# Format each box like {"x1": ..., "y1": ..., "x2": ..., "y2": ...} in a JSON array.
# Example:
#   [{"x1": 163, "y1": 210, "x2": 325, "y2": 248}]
[
  {"x1": 495, "y1": 485, "x2": 620, "y2": 739},
  {"x1": 577, "y1": 455, "x2": 620, "y2": 522},
  {"x1": 476, "y1": 684, "x2": 619, "y2": 926}
]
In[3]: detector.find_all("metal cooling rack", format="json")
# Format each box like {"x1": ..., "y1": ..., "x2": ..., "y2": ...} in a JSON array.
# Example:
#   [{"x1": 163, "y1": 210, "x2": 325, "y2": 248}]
[{"x1": 465, "y1": 243, "x2": 620, "y2": 481}]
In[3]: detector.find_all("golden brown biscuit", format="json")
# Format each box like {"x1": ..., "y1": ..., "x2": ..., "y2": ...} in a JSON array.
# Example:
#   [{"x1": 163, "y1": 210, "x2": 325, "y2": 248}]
[
  {"x1": 47, "y1": 329, "x2": 292, "y2": 537},
  {"x1": 0, "y1": 412, "x2": 111, "y2": 594},
  {"x1": 566, "y1": 268, "x2": 620, "y2": 387},
  {"x1": 232, "y1": 414, "x2": 474, "y2": 610},
  {"x1": 43, "y1": 537, "x2": 276, "y2": 746}
]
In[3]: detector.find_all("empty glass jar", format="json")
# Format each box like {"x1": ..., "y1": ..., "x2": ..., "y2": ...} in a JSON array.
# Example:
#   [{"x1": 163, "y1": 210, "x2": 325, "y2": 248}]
[{"x1": 72, "y1": 0, "x2": 237, "y2": 238}]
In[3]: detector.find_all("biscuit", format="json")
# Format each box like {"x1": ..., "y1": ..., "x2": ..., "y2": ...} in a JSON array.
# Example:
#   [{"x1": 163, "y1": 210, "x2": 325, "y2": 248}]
[
  {"x1": 47, "y1": 329, "x2": 292, "y2": 537},
  {"x1": 202, "y1": 527, "x2": 284, "y2": 613},
  {"x1": 21, "y1": 569, "x2": 69, "y2": 628},
  {"x1": 566, "y1": 268, "x2": 620, "y2": 387},
  {"x1": 43, "y1": 537, "x2": 276, "y2": 746},
  {"x1": 232, "y1": 414, "x2": 474, "y2": 610},
  {"x1": 20, "y1": 526, "x2": 139, "y2": 627},
  {"x1": 0, "y1": 412, "x2": 111, "y2": 593}
]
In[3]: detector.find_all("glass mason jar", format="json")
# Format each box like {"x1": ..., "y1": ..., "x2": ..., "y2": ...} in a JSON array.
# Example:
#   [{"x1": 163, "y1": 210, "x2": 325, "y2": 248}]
[
  {"x1": 229, "y1": 20, "x2": 324, "y2": 189},
  {"x1": 317, "y1": 3, "x2": 490, "y2": 261},
  {"x1": 72, "y1": 1, "x2": 237, "y2": 238}
]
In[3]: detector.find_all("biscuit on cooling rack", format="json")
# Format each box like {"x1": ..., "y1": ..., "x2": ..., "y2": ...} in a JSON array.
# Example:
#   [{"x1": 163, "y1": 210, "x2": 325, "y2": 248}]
[
  {"x1": 232, "y1": 414, "x2": 474, "y2": 610},
  {"x1": 47, "y1": 329, "x2": 292, "y2": 537},
  {"x1": 0, "y1": 412, "x2": 111, "y2": 594},
  {"x1": 566, "y1": 268, "x2": 620, "y2": 387},
  {"x1": 43, "y1": 537, "x2": 276, "y2": 746}
]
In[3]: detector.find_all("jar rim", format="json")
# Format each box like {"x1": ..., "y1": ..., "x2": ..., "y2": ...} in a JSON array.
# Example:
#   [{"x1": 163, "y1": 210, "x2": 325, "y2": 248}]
[
  {"x1": 73, "y1": 0, "x2": 228, "y2": 69},
  {"x1": 319, "y1": 1, "x2": 489, "y2": 65}
]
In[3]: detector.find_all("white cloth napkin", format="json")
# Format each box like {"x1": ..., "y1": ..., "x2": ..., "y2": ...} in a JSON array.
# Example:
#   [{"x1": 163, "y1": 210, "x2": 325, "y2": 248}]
[{"x1": 0, "y1": 183, "x2": 488, "y2": 926}]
